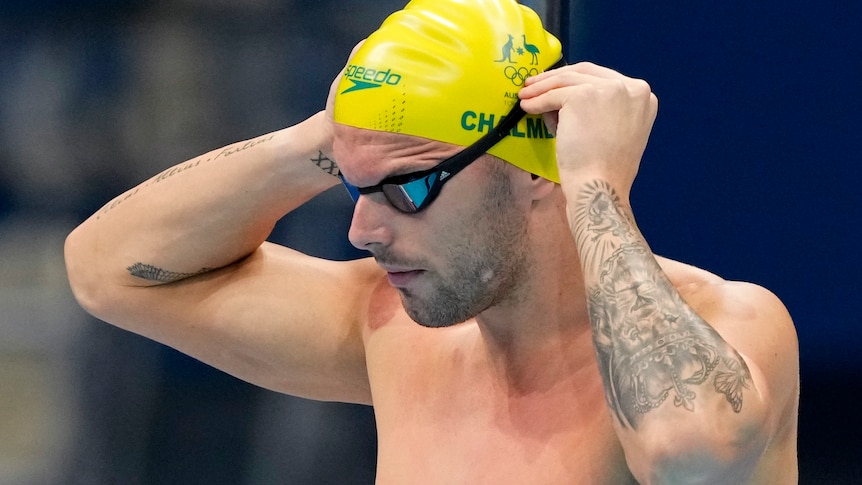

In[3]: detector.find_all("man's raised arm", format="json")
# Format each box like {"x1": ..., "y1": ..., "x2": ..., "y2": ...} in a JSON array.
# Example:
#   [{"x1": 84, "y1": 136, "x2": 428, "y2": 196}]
[
  {"x1": 64, "y1": 108, "x2": 377, "y2": 404},
  {"x1": 519, "y1": 63, "x2": 798, "y2": 483},
  {"x1": 66, "y1": 111, "x2": 338, "y2": 294}
]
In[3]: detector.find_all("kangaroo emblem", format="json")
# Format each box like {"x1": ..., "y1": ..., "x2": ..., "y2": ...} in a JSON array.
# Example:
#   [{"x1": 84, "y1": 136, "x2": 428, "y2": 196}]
[{"x1": 495, "y1": 34, "x2": 516, "y2": 63}]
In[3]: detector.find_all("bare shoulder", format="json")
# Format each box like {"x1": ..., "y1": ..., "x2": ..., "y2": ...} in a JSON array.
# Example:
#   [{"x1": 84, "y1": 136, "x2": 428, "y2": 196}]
[
  {"x1": 658, "y1": 255, "x2": 799, "y2": 434},
  {"x1": 655, "y1": 255, "x2": 726, "y2": 287},
  {"x1": 656, "y1": 256, "x2": 794, "y2": 334}
]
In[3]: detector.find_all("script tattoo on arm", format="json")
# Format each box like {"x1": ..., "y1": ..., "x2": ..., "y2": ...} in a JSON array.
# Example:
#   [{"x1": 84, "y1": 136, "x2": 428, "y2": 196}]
[
  {"x1": 312, "y1": 150, "x2": 340, "y2": 176},
  {"x1": 127, "y1": 263, "x2": 212, "y2": 283},
  {"x1": 571, "y1": 180, "x2": 751, "y2": 429},
  {"x1": 96, "y1": 135, "x2": 277, "y2": 220}
]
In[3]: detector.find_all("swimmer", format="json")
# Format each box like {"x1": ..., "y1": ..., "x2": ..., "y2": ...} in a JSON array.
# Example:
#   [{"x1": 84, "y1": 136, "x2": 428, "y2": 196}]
[{"x1": 65, "y1": 0, "x2": 799, "y2": 482}]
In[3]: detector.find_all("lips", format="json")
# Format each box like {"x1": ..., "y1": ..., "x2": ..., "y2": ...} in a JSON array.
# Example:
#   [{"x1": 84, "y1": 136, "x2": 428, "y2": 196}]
[
  {"x1": 386, "y1": 269, "x2": 423, "y2": 287},
  {"x1": 378, "y1": 264, "x2": 424, "y2": 288}
]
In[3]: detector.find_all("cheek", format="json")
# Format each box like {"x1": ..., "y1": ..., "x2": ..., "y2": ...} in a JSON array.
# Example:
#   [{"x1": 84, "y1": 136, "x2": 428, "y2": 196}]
[
  {"x1": 441, "y1": 189, "x2": 523, "y2": 265},
  {"x1": 418, "y1": 164, "x2": 525, "y2": 267}
]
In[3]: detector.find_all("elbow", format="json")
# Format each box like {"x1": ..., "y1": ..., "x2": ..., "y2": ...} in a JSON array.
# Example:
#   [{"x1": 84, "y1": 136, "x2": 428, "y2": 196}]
[
  {"x1": 629, "y1": 407, "x2": 771, "y2": 484},
  {"x1": 645, "y1": 436, "x2": 767, "y2": 484},
  {"x1": 64, "y1": 226, "x2": 109, "y2": 319}
]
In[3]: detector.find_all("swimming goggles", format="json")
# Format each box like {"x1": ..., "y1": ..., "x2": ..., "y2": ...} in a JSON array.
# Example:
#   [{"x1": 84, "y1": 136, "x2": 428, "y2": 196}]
[{"x1": 339, "y1": 58, "x2": 564, "y2": 214}]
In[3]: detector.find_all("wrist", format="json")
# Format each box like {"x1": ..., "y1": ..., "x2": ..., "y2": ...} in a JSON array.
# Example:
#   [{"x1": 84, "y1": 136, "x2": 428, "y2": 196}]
[
  {"x1": 259, "y1": 114, "x2": 340, "y2": 204},
  {"x1": 558, "y1": 168, "x2": 632, "y2": 205},
  {"x1": 280, "y1": 111, "x2": 335, "y2": 163}
]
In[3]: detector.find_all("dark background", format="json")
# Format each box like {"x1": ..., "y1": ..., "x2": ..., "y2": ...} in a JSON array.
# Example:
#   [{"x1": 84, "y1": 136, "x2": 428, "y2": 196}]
[{"x1": 0, "y1": 0, "x2": 858, "y2": 483}]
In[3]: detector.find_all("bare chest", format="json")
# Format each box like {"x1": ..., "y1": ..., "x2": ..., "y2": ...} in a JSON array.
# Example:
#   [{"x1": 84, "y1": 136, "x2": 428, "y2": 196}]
[
  {"x1": 366, "y1": 330, "x2": 637, "y2": 484},
  {"x1": 373, "y1": 412, "x2": 635, "y2": 484}
]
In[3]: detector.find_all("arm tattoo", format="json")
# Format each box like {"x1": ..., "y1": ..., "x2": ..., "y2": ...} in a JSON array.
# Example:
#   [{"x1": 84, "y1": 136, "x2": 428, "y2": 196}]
[
  {"x1": 127, "y1": 263, "x2": 211, "y2": 283},
  {"x1": 571, "y1": 180, "x2": 751, "y2": 429},
  {"x1": 311, "y1": 150, "x2": 340, "y2": 176},
  {"x1": 97, "y1": 135, "x2": 277, "y2": 219}
]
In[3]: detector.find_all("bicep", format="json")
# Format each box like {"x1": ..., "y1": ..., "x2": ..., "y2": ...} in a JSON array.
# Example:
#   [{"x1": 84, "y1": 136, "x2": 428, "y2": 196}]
[
  {"x1": 706, "y1": 283, "x2": 799, "y2": 432},
  {"x1": 97, "y1": 242, "x2": 377, "y2": 404}
]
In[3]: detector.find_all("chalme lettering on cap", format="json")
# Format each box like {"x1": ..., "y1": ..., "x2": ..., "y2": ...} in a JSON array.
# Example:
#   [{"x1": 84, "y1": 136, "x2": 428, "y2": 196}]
[{"x1": 460, "y1": 111, "x2": 554, "y2": 139}]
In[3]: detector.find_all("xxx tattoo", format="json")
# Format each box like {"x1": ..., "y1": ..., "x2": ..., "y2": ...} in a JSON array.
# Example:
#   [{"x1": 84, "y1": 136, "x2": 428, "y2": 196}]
[
  {"x1": 312, "y1": 150, "x2": 340, "y2": 176},
  {"x1": 572, "y1": 181, "x2": 751, "y2": 429}
]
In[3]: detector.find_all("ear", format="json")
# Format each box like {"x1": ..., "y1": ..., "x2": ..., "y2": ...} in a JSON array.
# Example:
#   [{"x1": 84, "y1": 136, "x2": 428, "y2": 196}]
[{"x1": 527, "y1": 172, "x2": 557, "y2": 202}]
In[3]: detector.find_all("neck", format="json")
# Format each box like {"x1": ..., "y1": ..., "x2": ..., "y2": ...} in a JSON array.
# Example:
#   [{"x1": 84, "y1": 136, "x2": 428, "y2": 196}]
[{"x1": 474, "y1": 193, "x2": 594, "y2": 393}]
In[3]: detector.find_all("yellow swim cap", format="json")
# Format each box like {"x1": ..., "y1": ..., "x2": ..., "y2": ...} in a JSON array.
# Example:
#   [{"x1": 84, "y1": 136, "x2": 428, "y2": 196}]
[{"x1": 333, "y1": 0, "x2": 563, "y2": 183}]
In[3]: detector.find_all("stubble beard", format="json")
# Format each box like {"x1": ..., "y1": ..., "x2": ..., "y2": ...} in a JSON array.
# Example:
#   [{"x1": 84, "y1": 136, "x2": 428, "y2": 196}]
[{"x1": 401, "y1": 165, "x2": 532, "y2": 328}]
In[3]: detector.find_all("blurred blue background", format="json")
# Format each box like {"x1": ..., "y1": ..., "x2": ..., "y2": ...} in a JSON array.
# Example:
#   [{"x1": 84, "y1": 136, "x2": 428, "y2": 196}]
[{"x1": 0, "y1": 0, "x2": 858, "y2": 483}]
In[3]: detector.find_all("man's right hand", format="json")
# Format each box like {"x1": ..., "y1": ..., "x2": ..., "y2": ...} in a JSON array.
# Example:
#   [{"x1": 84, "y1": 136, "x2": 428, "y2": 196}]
[{"x1": 518, "y1": 61, "x2": 658, "y2": 201}]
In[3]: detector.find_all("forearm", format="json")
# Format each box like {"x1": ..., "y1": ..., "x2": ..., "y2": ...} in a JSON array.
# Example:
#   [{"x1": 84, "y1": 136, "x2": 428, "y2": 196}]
[
  {"x1": 65, "y1": 112, "x2": 340, "y2": 294},
  {"x1": 565, "y1": 177, "x2": 767, "y2": 480}
]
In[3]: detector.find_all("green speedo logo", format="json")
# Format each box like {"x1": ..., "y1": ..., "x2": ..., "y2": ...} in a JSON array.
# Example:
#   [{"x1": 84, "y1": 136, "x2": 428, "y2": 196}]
[{"x1": 341, "y1": 64, "x2": 403, "y2": 94}]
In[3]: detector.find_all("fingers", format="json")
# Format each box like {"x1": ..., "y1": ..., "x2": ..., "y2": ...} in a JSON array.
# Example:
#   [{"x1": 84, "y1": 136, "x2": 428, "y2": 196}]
[
  {"x1": 562, "y1": 61, "x2": 625, "y2": 79},
  {"x1": 518, "y1": 63, "x2": 658, "y2": 123},
  {"x1": 526, "y1": 61, "x2": 626, "y2": 85},
  {"x1": 514, "y1": 61, "x2": 659, "y2": 190},
  {"x1": 517, "y1": 80, "x2": 573, "y2": 115},
  {"x1": 520, "y1": 62, "x2": 654, "y2": 100}
]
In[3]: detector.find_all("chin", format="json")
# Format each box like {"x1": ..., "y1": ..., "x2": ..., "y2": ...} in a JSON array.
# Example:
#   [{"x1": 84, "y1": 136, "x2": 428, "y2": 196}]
[
  {"x1": 401, "y1": 294, "x2": 473, "y2": 329},
  {"x1": 412, "y1": 317, "x2": 471, "y2": 329}
]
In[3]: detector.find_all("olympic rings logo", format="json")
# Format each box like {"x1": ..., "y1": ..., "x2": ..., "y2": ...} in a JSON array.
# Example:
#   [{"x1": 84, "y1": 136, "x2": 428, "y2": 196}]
[{"x1": 503, "y1": 66, "x2": 540, "y2": 86}]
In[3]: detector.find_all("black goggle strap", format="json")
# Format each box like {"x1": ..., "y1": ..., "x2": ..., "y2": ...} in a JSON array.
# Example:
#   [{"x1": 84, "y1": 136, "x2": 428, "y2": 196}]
[
  {"x1": 347, "y1": 55, "x2": 566, "y2": 202},
  {"x1": 422, "y1": 55, "x2": 567, "y2": 182},
  {"x1": 352, "y1": 104, "x2": 528, "y2": 212},
  {"x1": 356, "y1": 100, "x2": 529, "y2": 196}
]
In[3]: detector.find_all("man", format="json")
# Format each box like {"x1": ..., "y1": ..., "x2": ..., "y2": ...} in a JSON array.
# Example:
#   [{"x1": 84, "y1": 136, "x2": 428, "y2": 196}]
[{"x1": 64, "y1": 0, "x2": 799, "y2": 482}]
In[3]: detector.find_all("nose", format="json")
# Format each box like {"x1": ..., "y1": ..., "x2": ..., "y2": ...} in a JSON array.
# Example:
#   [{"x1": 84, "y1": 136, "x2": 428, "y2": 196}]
[{"x1": 347, "y1": 194, "x2": 394, "y2": 251}]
